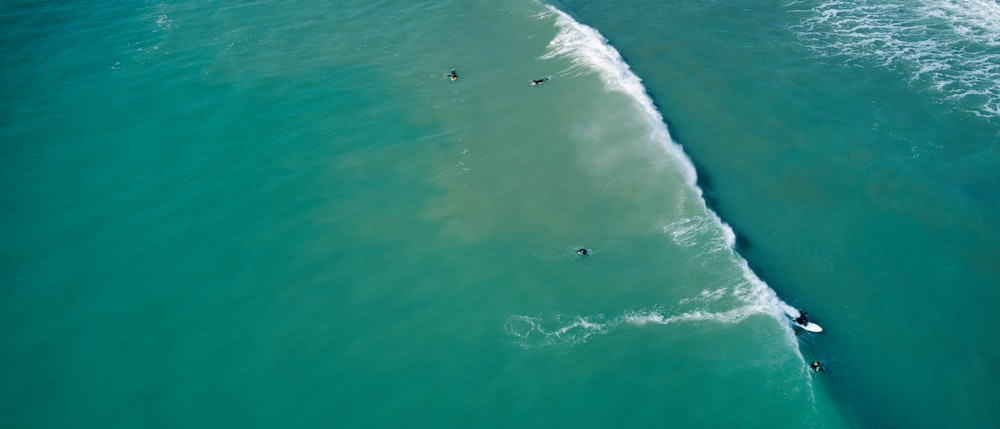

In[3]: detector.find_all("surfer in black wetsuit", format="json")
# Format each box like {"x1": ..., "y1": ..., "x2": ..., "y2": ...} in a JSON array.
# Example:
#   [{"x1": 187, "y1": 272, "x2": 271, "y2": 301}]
[
  {"x1": 810, "y1": 361, "x2": 823, "y2": 372},
  {"x1": 577, "y1": 248, "x2": 588, "y2": 256},
  {"x1": 449, "y1": 69, "x2": 458, "y2": 81},
  {"x1": 531, "y1": 77, "x2": 549, "y2": 86},
  {"x1": 794, "y1": 311, "x2": 809, "y2": 326}
]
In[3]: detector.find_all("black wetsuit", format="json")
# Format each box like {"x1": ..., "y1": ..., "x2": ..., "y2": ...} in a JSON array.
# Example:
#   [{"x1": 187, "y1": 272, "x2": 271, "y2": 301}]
[{"x1": 795, "y1": 312, "x2": 809, "y2": 325}]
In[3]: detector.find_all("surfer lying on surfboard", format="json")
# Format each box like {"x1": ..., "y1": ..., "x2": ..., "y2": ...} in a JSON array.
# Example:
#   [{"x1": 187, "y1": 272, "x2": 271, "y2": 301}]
[
  {"x1": 448, "y1": 69, "x2": 458, "y2": 81},
  {"x1": 530, "y1": 76, "x2": 549, "y2": 86}
]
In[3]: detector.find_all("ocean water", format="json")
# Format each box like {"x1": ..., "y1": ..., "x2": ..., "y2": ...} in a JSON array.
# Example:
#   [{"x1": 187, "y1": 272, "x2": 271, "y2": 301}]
[{"x1": 1, "y1": 0, "x2": 997, "y2": 427}]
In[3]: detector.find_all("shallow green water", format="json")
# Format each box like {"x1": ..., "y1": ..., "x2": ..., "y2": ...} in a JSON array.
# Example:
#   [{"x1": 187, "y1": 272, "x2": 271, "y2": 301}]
[{"x1": 2, "y1": 0, "x2": 997, "y2": 427}]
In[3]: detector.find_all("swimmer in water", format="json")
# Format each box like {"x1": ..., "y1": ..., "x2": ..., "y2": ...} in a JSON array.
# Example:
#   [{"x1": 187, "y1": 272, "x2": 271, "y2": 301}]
[
  {"x1": 448, "y1": 69, "x2": 458, "y2": 81},
  {"x1": 577, "y1": 248, "x2": 588, "y2": 256},
  {"x1": 530, "y1": 76, "x2": 549, "y2": 86}
]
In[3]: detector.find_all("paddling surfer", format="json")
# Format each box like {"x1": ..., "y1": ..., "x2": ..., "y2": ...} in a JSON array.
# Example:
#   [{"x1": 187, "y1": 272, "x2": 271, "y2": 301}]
[{"x1": 530, "y1": 76, "x2": 549, "y2": 86}]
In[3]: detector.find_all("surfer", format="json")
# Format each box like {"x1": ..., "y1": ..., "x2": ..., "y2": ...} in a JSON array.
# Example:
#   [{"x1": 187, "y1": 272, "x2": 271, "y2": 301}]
[
  {"x1": 448, "y1": 69, "x2": 458, "y2": 81},
  {"x1": 810, "y1": 361, "x2": 823, "y2": 372},
  {"x1": 577, "y1": 248, "x2": 588, "y2": 256},
  {"x1": 794, "y1": 311, "x2": 809, "y2": 326},
  {"x1": 530, "y1": 77, "x2": 549, "y2": 86}
]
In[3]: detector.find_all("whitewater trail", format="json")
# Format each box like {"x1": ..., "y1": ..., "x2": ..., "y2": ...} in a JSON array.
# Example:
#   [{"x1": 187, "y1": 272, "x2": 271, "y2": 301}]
[{"x1": 505, "y1": 6, "x2": 812, "y2": 390}]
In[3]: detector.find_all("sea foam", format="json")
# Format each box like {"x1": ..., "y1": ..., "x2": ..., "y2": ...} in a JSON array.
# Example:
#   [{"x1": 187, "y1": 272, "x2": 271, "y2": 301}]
[
  {"x1": 793, "y1": 0, "x2": 1000, "y2": 118},
  {"x1": 507, "y1": 6, "x2": 809, "y2": 356},
  {"x1": 541, "y1": 6, "x2": 699, "y2": 189}
]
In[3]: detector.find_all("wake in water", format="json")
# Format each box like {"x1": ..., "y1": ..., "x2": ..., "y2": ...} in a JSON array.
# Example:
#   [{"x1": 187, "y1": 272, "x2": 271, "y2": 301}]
[
  {"x1": 790, "y1": 0, "x2": 1000, "y2": 118},
  {"x1": 505, "y1": 303, "x2": 775, "y2": 348},
  {"x1": 506, "y1": 5, "x2": 809, "y2": 355}
]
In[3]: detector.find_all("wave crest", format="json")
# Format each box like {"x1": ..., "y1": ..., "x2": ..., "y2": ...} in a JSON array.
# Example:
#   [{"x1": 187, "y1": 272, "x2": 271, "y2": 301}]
[{"x1": 541, "y1": 5, "x2": 700, "y2": 187}]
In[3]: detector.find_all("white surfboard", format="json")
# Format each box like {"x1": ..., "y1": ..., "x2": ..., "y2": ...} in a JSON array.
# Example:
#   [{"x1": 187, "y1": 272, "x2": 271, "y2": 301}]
[
  {"x1": 798, "y1": 322, "x2": 824, "y2": 333},
  {"x1": 781, "y1": 304, "x2": 824, "y2": 332}
]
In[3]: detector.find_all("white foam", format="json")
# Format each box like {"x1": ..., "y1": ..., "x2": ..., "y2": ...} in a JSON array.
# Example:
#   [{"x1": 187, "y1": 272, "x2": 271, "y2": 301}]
[
  {"x1": 662, "y1": 214, "x2": 736, "y2": 254},
  {"x1": 541, "y1": 5, "x2": 699, "y2": 189},
  {"x1": 792, "y1": 0, "x2": 1000, "y2": 118},
  {"x1": 663, "y1": 217, "x2": 708, "y2": 248},
  {"x1": 677, "y1": 288, "x2": 728, "y2": 307},
  {"x1": 538, "y1": 4, "x2": 801, "y2": 317},
  {"x1": 717, "y1": 215, "x2": 738, "y2": 250},
  {"x1": 625, "y1": 305, "x2": 768, "y2": 326},
  {"x1": 505, "y1": 314, "x2": 609, "y2": 348},
  {"x1": 507, "y1": 302, "x2": 781, "y2": 348},
  {"x1": 514, "y1": 5, "x2": 810, "y2": 369}
]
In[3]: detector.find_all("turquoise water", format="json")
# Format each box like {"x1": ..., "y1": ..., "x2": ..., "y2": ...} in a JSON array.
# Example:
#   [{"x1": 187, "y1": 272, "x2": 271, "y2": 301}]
[{"x1": 1, "y1": 0, "x2": 997, "y2": 427}]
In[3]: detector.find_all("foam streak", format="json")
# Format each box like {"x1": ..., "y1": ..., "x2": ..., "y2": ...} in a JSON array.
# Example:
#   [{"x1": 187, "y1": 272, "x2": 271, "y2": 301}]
[
  {"x1": 515, "y1": 3, "x2": 810, "y2": 373},
  {"x1": 541, "y1": 5, "x2": 699, "y2": 188},
  {"x1": 793, "y1": 0, "x2": 1000, "y2": 118}
]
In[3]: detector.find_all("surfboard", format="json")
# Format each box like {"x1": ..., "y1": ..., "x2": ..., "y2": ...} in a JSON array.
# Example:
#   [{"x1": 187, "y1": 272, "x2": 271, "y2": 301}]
[
  {"x1": 780, "y1": 304, "x2": 824, "y2": 332},
  {"x1": 798, "y1": 322, "x2": 824, "y2": 333}
]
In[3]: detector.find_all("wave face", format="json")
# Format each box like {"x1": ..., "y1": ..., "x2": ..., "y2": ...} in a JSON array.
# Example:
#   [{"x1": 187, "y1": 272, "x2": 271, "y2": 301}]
[
  {"x1": 541, "y1": 6, "x2": 699, "y2": 187},
  {"x1": 0, "y1": 0, "x2": 849, "y2": 427},
  {"x1": 545, "y1": 0, "x2": 1000, "y2": 427},
  {"x1": 510, "y1": 4, "x2": 797, "y2": 347},
  {"x1": 792, "y1": 0, "x2": 1000, "y2": 118}
]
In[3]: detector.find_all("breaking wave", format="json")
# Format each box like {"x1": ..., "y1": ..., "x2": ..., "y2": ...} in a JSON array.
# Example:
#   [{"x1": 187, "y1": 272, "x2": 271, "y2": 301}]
[{"x1": 519, "y1": 4, "x2": 802, "y2": 346}]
